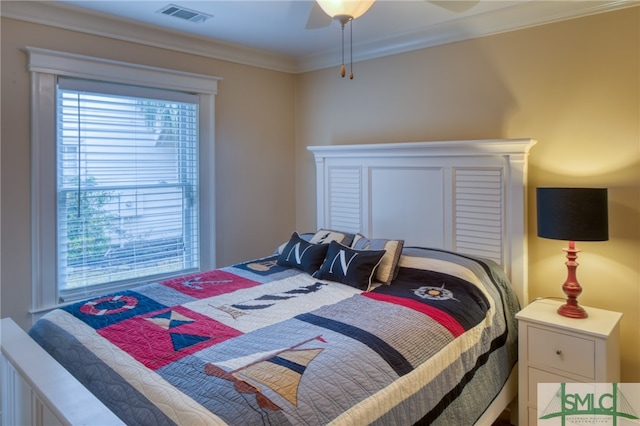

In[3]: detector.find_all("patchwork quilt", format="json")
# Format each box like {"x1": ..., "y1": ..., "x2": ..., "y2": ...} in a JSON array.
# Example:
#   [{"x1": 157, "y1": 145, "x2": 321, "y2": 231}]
[{"x1": 29, "y1": 247, "x2": 519, "y2": 426}]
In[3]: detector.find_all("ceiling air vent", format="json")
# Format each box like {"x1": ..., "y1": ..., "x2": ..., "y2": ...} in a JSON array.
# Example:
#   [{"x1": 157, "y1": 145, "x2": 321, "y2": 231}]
[{"x1": 157, "y1": 4, "x2": 212, "y2": 23}]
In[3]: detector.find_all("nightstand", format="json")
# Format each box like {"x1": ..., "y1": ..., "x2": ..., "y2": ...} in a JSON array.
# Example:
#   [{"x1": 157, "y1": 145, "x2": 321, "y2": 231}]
[{"x1": 515, "y1": 299, "x2": 622, "y2": 426}]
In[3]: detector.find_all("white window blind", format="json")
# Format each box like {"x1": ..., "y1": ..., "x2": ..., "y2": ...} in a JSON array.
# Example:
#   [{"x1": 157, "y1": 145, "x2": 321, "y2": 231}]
[{"x1": 57, "y1": 77, "x2": 200, "y2": 300}]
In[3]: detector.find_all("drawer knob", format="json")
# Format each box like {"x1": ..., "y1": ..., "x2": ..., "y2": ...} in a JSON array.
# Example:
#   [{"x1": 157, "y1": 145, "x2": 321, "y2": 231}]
[{"x1": 556, "y1": 350, "x2": 562, "y2": 356}]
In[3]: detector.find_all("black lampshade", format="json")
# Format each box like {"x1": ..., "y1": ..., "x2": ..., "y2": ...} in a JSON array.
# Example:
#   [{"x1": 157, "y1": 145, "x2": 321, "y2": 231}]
[{"x1": 537, "y1": 188, "x2": 609, "y2": 241}]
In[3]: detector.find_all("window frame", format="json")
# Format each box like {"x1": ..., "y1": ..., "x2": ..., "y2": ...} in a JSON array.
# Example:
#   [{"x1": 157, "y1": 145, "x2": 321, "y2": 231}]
[{"x1": 27, "y1": 47, "x2": 220, "y2": 315}]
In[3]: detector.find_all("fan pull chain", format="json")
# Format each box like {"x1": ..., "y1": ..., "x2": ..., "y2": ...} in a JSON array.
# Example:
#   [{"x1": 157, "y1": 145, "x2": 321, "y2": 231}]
[
  {"x1": 340, "y1": 21, "x2": 346, "y2": 78},
  {"x1": 349, "y1": 19, "x2": 354, "y2": 79},
  {"x1": 338, "y1": 16, "x2": 355, "y2": 79}
]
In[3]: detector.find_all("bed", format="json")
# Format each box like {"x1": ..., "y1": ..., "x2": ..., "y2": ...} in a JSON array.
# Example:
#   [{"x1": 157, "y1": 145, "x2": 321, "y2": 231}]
[{"x1": 1, "y1": 138, "x2": 536, "y2": 426}]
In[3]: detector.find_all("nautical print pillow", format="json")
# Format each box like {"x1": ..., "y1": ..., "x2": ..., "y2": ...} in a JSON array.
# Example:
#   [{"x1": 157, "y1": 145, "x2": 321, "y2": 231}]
[
  {"x1": 309, "y1": 229, "x2": 356, "y2": 246},
  {"x1": 276, "y1": 232, "x2": 330, "y2": 274},
  {"x1": 314, "y1": 241, "x2": 386, "y2": 290},
  {"x1": 351, "y1": 234, "x2": 404, "y2": 285}
]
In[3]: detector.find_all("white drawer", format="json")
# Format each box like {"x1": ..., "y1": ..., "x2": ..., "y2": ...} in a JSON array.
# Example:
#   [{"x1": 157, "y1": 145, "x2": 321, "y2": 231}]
[
  {"x1": 527, "y1": 326, "x2": 595, "y2": 378},
  {"x1": 527, "y1": 367, "x2": 577, "y2": 406}
]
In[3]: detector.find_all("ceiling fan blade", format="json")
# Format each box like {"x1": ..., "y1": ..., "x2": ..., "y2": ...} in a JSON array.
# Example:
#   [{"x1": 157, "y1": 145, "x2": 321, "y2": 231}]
[
  {"x1": 305, "y1": 1, "x2": 332, "y2": 29},
  {"x1": 429, "y1": 1, "x2": 479, "y2": 13}
]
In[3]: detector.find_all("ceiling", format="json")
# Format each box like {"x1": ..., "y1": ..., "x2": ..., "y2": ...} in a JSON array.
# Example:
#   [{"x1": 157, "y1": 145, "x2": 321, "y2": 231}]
[{"x1": 2, "y1": 0, "x2": 636, "y2": 73}]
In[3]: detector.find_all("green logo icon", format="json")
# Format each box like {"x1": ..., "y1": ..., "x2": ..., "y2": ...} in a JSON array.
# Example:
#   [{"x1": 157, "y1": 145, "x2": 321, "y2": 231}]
[{"x1": 539, "y1": 383, "x2": 639, "y2": 425}]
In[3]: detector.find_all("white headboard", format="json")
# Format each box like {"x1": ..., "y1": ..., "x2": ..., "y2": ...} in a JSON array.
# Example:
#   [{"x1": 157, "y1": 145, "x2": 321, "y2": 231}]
[{"x1": 308, "y1": 139, "x2": 536, "y2": 305}]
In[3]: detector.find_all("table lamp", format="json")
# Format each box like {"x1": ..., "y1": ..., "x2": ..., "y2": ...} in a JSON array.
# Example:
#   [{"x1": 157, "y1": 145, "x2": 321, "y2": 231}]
[{"x1": 536, "y1": 187, "x2": 609, "y2": 318}]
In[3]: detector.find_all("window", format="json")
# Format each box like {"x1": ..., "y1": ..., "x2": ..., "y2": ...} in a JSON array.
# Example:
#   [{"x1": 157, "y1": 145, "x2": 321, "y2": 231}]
[
  {"x1": 57, "y1": 79, "x2": 200, "y2": 300},
  {"x1": 28, "y1": 47, "x2": 219, "y2": 312}
]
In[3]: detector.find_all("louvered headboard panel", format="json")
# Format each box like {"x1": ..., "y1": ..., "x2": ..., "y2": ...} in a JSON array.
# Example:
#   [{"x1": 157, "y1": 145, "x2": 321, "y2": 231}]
[
  {"x1": 326, "y1": 167, "x2": 362, "y2": 234},
  {"x1": 308, "y1": 139, "x2": 536, "y2": 305},
  {"x1": 454, "y1": 168, "x2": 504, "y2": 264}
]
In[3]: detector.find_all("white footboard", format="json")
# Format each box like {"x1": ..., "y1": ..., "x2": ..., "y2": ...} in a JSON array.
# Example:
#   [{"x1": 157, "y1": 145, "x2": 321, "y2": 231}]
[{"x1": 1, "y1": 318, "x2": 124, "y2": 426}]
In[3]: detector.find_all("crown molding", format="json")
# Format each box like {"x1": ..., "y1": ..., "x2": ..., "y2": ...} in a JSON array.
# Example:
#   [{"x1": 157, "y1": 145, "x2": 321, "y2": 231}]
[
  {"x1": 298, "y1": 0, "x2": 638, "y2": 72},
  {"x1": 2, "y1": 1, "x2": 637, "y2": 74},
  {"x1": 1, "y1": 1, "x2": 299, "y2": 73}
]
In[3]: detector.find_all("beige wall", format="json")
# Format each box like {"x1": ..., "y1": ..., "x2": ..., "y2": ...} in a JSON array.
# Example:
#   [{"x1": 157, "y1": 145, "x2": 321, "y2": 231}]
[
  {"x1": 1, "y1": 18, "x2": 297, "y2": 328},
  {"x1": 295, "y1": 8, "x2": 639, "y2": 381}
]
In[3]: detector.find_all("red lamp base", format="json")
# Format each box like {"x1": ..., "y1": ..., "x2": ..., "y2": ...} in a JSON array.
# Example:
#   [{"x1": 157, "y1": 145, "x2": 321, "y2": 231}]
[
  {"x1": 557, "y1": 241, "x2": 588, "y2": 319},
  {"x1": 557, "y1": 300, "x2": 588, "y2": 319}
]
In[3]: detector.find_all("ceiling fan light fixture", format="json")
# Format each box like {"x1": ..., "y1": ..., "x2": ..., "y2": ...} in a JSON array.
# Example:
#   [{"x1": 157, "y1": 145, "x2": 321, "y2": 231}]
[
  {"x1": 315, "y1": 0, "x2": 374, "y2": 80},
  {"x1": 316, "y1": 0, "x2": 375, "y2": 20}
]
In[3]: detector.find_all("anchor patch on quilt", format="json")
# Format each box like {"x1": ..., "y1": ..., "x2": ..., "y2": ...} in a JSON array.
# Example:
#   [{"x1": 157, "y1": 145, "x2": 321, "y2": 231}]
[{"x1": 161, "y1": 269, "x2": 260, "y2": 299}]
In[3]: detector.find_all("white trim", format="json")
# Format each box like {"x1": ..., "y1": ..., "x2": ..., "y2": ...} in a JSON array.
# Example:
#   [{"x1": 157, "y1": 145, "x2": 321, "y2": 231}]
[
  {"x1": 301, "y1": 0, "x2": 638, "y2": 72},
  {"x1": 307, "y1": 139, "x2": 536, "y2": 158},
  {"x1": 199, "y1": 92, "x2": 217, "y2": 273},
  {"x1": 30, "y1": 71, "x2": 58, "y2": 314},
  {"x1": 1, "y1": 318, "x2": 125, "y2": 426},
  {"x1": 3, "y1": 1, "x2": 297, "y2": 74},
  {"x1": 26, "y1": 47, "x2": 220, "y2": 94},
  {"x1": 28, "y1": 48, "x2": 219, "y2": 315},
  {"x1": 2, "y1": 1, "x2": 636, "y2": 74}
]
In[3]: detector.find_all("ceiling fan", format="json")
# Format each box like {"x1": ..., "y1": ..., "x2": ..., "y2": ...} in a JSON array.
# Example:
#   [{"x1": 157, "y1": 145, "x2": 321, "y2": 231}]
[
  {"x1": 305, "y1": 0, "x2": 480, "y2": 30},
  {"x1": 306, "y1": 0, "x2": 479, "y2": 79}
]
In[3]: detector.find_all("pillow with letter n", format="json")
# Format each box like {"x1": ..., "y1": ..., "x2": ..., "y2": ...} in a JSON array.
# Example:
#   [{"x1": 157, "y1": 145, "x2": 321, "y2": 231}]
[
  {"x1": 276, "y1": 232, "x2": 330, "y2": 274},
  {"x1": 314, "y1": 241, "x2": 386, "y2": 290},
  {"x1": 351, "y1": 234, "x2": 404, "y2": 285},
  {"x1": 274, "y1": 232, "x2": 313, "y2": 255}
]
